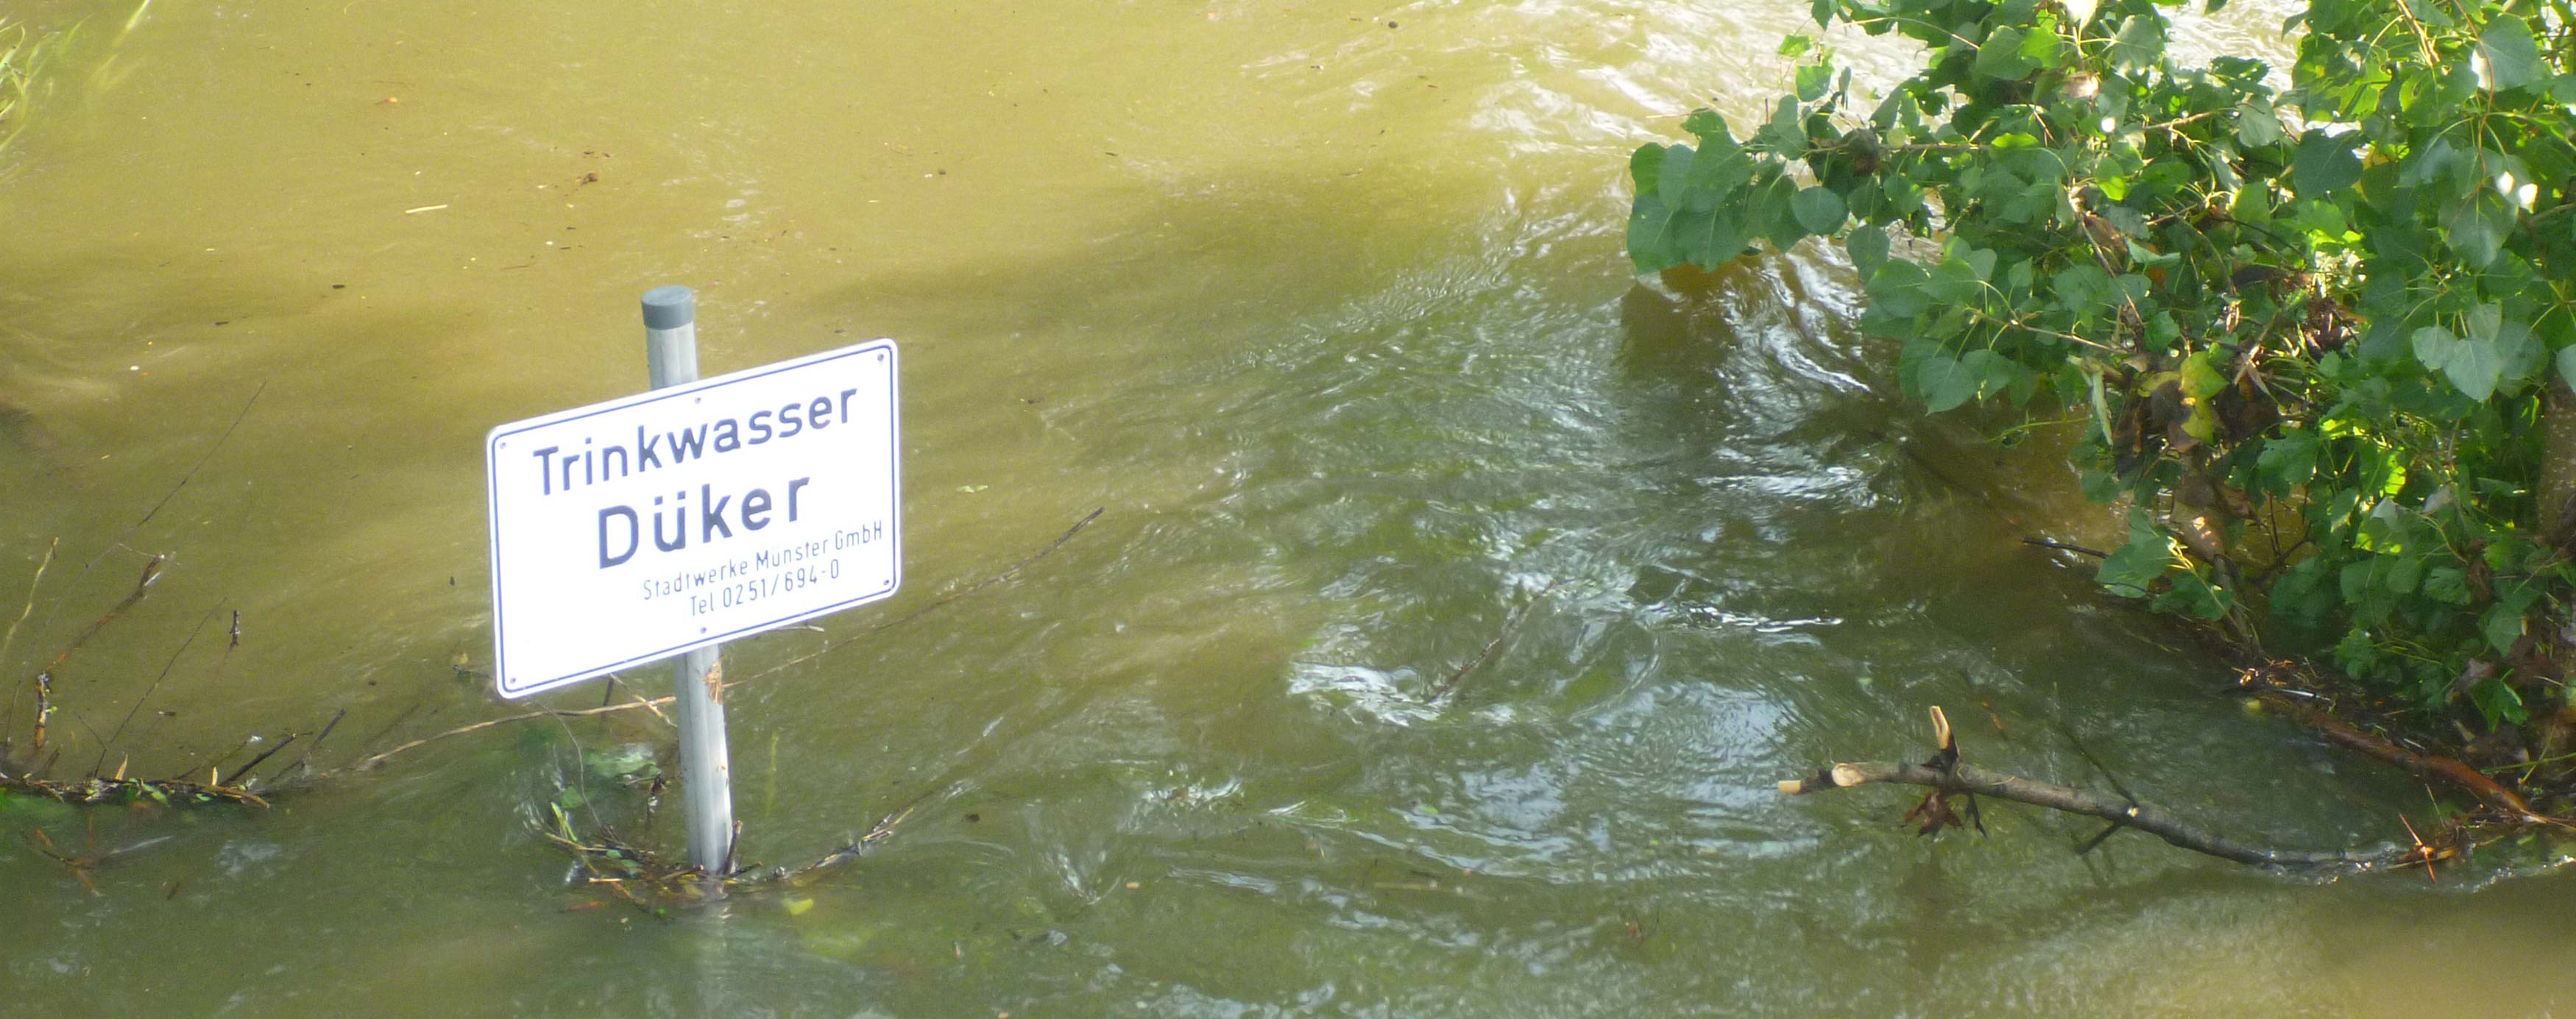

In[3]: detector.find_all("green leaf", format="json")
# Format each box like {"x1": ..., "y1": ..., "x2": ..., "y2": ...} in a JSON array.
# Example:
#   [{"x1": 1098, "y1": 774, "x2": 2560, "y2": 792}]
[
  {"x1": 2109, "y1": 17, "x2": 2159, "y2": 76},
  {"x1": 2125, "y1": 238, "x2": 2179, "y2": 268},
  {"x1": 1630, "y1": 144, "x2": 1668, "y2": 199},
  {"x1": 2483, "y1": 603, "x2": 2527, "y2": 654},
  {"x1": 1656, "y1": 143, "x2": 1696, "y2": 206},
  {"x1": 2474, "y1": 17, "x2": 2545, "y2": 92},
  {"x1": 2333, "y1": 627, "x2": 2379, "y2": 675},
  {"x1": 2423, "y1": 566, "x2": 2473, "y2": 604},
  {"x1": 2051, "y1": 264, "x2": 2113, "y2": 315},
  {"x1": 2268, "y1": 558, "x2": 2333, "y2": 628},
  {"x1": 1791, "y1": 186, "x2": 1846, "y2": 235},
  {"x1": 1756, "y1": 176, "x2": 1806, "y2": 249},
  {"x1": 2440, "y1": 189, "x2": 2514, "y2": 268},
  {"x1": 1974, "y1": 26, "x2": 2037, "y2": 79},
  {"x1": 2470, "y1": 678, "x2": 2529, "y2": 728},
  {"x1": 2017, "y1": 21, "x2": 2063, "y2": 71},
  {"x1": 1778, "y1": 33, "x2": 1815, "y2": 57},
  {"x1": 1867, "y1": 259, "x2": 1931, "y2": 318},
  {"x1": 2414, "y1": 324, "x2": 2504, "y2": 400},
  {"x1": 1794, "y1": 63, "x2": 1833, "y2": 102},
  {"x1": 2004, "y1": 258, "x2": 2034, "y2": 296},
  {"x1": 2097, "y1": 512, "x2": 2171, "y2": 597},
  {"x1": 1917, "y1": 352, "x2": 1983, "y2": 412},
  {"x1": 1626, "y1": 195, "x2": 1679, "y2": 272},
  {"x1": 1682, "y1": 131, "x2": 1748, "y2": 199},
  {"x1": 1922, "y1": 259, "x2": 1983, "y2": 305},
  {"x1": 2145, "y1": 312, "x2": 2182, "y2": 349},
  {"x1": 1689, "y1": 205, "x2": 1752, "y2": 266},
  {"x1": 2382, "y1": 553, "x2": 2425, "y2": 594},
  {"x1": 2233, "y1": 99, "x2": 2285, "y2": 148},
  {"x1": 2232, "y1": 184, "x2": 2274, "y2": 227},
  {"x1": 1758, "y1": 95, "x2": 1805, "y2": 155},
  {"x1": 1845, "y1": 224, "x2": 1890, "y2": 278},
  {"x1": 2256, "y1": 428, "x2": 2320, "y2": 492},
  {"x1": 584, "y1": 743, "x2": 660, "y2": 781},
  {"x1": 2553, "y1": 344, "x2": 2576, "y2": 391},
  {"x1": 2291, "y1": 130, "x2": 2363, "y2": 198},
  {"x1": 1958, "y1": 349, "x2": 2028, "y2": 403},
  {"x1": 2179, "y1": 352, "x2": 2226, "y2": 400},
  {"x1": 1962, "y1": 246, "x2": 1997, "y2": 282},
  {"x1": 1681, "y1": 110, "x2": 1733, "y2": 145},
  {"x1": 2466, "y1": 302, "x2": 2503, "y2": 344},
  {"x1": 2156, "y1": 571, "x2": 2233, "y2": 619}
]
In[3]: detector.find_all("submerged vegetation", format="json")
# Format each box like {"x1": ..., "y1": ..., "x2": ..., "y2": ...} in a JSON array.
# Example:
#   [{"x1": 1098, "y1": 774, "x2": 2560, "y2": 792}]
[
  {"x1": 1630, "y1": 0, "x2": 2576, "y2": 809},
  {"x1": 0, "y1": 17, "x2": 73, "y2": 157}
]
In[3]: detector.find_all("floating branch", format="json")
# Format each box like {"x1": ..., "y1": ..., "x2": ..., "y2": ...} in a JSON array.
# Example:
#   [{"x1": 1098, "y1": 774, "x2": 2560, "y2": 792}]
[
  {"x1": 1426, "y1": 581, "x2": 1559, "y2": 704},
  {"x1": 2019, "y1": 536, "x2": 2108, "y2": 558},
  {"x1": 1, "y1": 770, "x2": 267, "y2": 809},
  {"x1": 1780, "y1": 706, "x2": 2464, "y2": 873},
  {"x1": 2232, "y1": 668, "x2": 2538, "y2": 819},
  {"x1": 548, "y1": 798, "x2": 921, "y2": 912}
]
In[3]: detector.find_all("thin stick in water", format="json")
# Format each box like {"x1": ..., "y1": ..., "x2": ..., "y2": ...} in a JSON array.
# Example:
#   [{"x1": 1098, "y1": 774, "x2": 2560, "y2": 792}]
[
  {"x1": 102, "y1": 606, "x2": 220, "y2": 753},
  {"x1": 32, "y1": 381, "x2": 261, "y2": 653},
  {"x1": 0, "y1": 536, "x2": 58, "y2": 667}
]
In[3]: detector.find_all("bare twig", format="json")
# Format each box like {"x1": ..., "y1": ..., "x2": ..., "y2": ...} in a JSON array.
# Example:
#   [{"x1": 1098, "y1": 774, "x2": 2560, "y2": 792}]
[
  {"x1": 226, "y1": 733, "x2": 299, "y2": 787},
  {"x1": 336, "y1": 697, "x2": 678, "y2": 774},
  {"x1": 288, "y1": 708, "x2": 346, "y2": 777},
  {"x1": 134, "y1": 383, "x2": 266, "y2": 531},
  {"x1": 31, "y1": 381, "x2": 262, "y2": 656},
  {"x1": 41, "y1": 554, "x2": 166, "y2": 683},
  {"x1": 1781, "y1": 705, "x2": 2470, "y2": 872},
  {"x1": 2237, "y1": 679, "x2": 2540, "y2": 819},
  {"x1": 0, "y1": 536, "x2": 57, "y2": 667},
  {"x1": 1427, "y1": 583, "x2": 1559, "y2": 703},
  {"x1": 102, "y1": 606, "x2": 221, "y2": 755},
  {"x1": 1782, "y1": 758, "x2": 2449, "y2": 870},
  {"x1": 2020, "y1": 537, "x2": 2109, "y2": 558},
  {"x1": 31, "y1": 670, "x2": 52, "y2": 755}
]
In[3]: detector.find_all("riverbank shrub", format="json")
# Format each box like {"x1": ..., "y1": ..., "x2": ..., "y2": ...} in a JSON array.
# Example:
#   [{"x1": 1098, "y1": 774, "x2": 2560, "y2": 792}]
[{"x1": 1628, "y1": 0, "x2": 2576, "y2": 744}]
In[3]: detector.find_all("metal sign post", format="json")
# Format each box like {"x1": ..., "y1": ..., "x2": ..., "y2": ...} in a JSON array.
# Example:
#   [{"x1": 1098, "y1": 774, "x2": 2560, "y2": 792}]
[
  {"x1": 643, "y1": 285, "x2": 735, "y2": 875},
  {"x1": 484, "y1": 285, "x2": 902, "y2": 879}
]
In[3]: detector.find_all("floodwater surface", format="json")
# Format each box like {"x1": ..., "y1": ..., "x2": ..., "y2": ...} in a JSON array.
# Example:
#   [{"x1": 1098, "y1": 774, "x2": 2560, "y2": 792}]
[{"x1": 4, "y1": 0, "x2": 2575, "y2": 1015}]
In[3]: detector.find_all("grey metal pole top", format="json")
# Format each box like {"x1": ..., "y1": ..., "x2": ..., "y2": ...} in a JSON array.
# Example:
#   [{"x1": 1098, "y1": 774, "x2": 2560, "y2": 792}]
[{"x1": 642, "y1": 285, "x2": 696, "y2": 330}]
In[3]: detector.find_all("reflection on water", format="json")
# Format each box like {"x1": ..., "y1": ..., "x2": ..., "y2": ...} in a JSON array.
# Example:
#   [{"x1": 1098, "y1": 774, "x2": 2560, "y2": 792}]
[{"x1": 4, "y1": 0, "x2": 2575, "y2": 1015}]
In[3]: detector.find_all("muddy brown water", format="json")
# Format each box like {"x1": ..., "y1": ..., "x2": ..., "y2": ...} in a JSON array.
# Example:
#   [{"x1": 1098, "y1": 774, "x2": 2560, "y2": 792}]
[{"x1": 4, "y1": 0, "x2": 2574, "y2": 1015}]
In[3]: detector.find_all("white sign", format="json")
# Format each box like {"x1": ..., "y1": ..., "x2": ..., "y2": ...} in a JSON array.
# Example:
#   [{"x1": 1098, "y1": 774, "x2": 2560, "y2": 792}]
[{"x1": 485, "y1": 341, "x2": 901, "y2": 698}]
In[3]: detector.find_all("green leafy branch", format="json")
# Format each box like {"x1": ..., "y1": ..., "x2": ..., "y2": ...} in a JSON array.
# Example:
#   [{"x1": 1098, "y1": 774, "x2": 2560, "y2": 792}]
[{"x1": 1630, "y1": 0, "x2": 2576, "y2": 736}]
